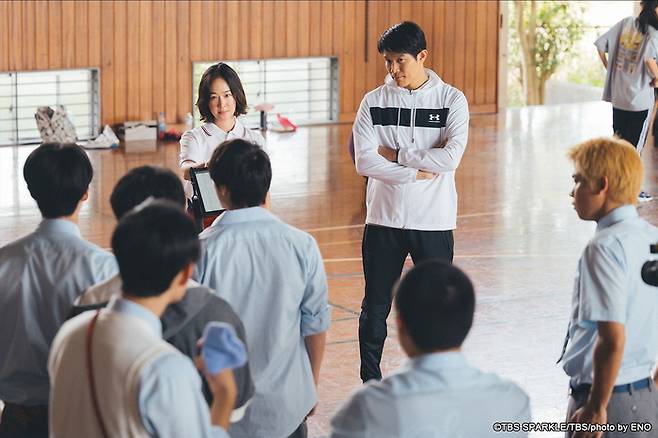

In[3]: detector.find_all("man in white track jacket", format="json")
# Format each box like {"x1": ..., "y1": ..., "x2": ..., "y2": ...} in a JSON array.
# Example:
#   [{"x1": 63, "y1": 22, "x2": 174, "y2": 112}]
[{"x1": 353, "y1": 21, "x2": 469, "y2": 382}]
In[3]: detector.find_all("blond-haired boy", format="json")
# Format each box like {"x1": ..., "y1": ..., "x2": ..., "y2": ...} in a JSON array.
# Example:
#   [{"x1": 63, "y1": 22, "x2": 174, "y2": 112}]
[{"x1": 560, "y1": 137, "x2": 658, "y2": 437}]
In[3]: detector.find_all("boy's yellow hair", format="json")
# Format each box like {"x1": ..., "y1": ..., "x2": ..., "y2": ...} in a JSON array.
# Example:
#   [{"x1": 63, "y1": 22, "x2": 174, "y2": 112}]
[{"x1": 568, "y1": 137, "x2": 643, "y2": 205}]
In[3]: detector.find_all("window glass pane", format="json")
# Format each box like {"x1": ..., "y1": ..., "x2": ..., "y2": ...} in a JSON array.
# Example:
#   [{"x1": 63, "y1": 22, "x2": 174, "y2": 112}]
[
  {"x1": 0, "y1": 69, "x2": 99, "y2": 145},
  {"x1": 192, "y1": 57, "x2": 338, "y2": 129}
]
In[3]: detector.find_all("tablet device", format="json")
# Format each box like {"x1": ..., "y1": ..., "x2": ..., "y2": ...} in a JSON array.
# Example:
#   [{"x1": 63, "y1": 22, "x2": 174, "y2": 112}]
[{"x1": 190, "y1": 168, "x2": 222, "y2": 215}]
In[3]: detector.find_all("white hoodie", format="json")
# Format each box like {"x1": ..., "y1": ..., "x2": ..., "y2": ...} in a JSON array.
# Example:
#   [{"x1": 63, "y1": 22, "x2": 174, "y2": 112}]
[{"x1": 353, "y1": 68, "x2": 469, "y2": 231}]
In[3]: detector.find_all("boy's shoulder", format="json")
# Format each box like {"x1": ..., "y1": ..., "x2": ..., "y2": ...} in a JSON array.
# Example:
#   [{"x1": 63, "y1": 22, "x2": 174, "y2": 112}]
[
  {"x1": 200, "y1": 213, "x2": 316, "y2": 247},
  {"x1": 583, "y1": 216, "x2": 658, "y2": 262},
  {"x1": 596, "y1": 215, "x2": 658, "y2": 240}
]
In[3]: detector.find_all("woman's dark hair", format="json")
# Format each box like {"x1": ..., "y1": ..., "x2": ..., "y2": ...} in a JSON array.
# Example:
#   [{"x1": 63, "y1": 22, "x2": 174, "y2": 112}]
[
  {"x1": 23, "y1": 142, "x2": 93, "y2": 218},
  {"x1": 196, "y1": 62, "x2": 248, "y2": 122},
  {"x1": 377, "y1": 21, "x2": 427, "y2": 57},
  {"x1": 112, "y1": 200, "x2": 200, "y2": 297},
  {"x1": 394, "y1": 260, "x2": 475, "y2": 352},
  {"x1": 208, "y1": 139, "x2": 271, "y2": 208},
  {"x1": 638, "y1": 1, "x2": 658, "y2": 34}
]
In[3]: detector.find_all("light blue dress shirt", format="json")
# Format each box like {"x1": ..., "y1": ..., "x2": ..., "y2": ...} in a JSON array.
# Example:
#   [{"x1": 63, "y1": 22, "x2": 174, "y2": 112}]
[
  {"x1": 0, "y1": 219, "x2": 118, "y2": 405},
  {"x1": 194, "y1": 207, "x2": 331, "y2": 438},
  {"x1": 563, "y1": 205, "x2": 658, "y2": 385},
  {"x1": 109, "y1": 299, "x2": 229, "y2": 438},
  {"x1": 330, "y1": 352, "x2": 531, "y2": 438}
]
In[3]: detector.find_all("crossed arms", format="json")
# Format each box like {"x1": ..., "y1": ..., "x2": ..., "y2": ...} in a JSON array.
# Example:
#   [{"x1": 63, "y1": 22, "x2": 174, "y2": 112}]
[{"x1": 352, "y1": 93, "x2": 469, "y2": 185}]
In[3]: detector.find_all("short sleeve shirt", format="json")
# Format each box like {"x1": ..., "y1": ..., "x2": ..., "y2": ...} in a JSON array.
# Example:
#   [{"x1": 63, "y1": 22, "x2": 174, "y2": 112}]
[
  {"x1": 595, "y1": 16, "x2": 658, "y2": 111},
  {"x1": 562, "y1": 205, "x2": 658, "y2": 385}
]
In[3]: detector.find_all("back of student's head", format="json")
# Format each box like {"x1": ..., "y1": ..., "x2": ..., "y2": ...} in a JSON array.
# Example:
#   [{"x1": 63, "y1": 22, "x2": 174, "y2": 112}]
[
  {"x1": 110, "y1": 165, "x2": 185, "y2": 219},
  {"x1": 395, "y1": 260, "x2": 475, "y2": 352},
  {"x1": 208, "y1": 139, "x2": 271, "y2": 208},
  {"x1": 377, "y1": 21, "x2": 427, "y2": 56},
  {"x1": 568, "y1": 137, "x2": 643, "y2": 205},
  {"x1": 23, "y1": 142, "x2": 93, "y2": 218},
  {"x1": 112, "y1": 200, "x2": 200, "y2": 298},
  {"x1": 638, "y1": 1, "x2": 658, "y2": 34}
]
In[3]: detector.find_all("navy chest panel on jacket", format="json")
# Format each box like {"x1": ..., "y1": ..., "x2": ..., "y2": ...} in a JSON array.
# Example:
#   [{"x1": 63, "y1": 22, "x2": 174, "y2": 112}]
[{"x1": 370, "y1": 107, "x2": 449, "y2": 128}]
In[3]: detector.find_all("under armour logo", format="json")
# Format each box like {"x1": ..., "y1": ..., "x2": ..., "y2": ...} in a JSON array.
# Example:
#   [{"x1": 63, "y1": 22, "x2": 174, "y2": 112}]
[{"x1": 429, "y1": 114, "x2": 441, "y2": 122}]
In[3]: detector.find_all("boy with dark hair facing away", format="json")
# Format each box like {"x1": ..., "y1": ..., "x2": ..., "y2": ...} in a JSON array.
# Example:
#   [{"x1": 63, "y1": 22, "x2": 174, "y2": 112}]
[
  {"x1": 331, "y1": 260, "x2": 530, "y2": 438},
  {"x1": 72, "y1": 165, "x2": 254, "y2": 420},
  {"x1": 0, "y1": 143, "x2": 117, "y2": 438},
  {"x1": 49, "y1": 201, "x2": 236, "y2": 437},
  {"x1": 194, "y1": 139, "x2": 330, "y2": 438},
  {"x1": 559, "y1": 137, "x2": 658, "y2": 438},
  {"x1": 353, "y1": 21, "x2": 469, "y2": 382}
]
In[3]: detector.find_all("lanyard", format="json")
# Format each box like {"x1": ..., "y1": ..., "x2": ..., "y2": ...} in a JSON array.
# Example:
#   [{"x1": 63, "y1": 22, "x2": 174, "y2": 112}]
[{"x1": 86, "y1": 309, "x2": 110, "y2": 438}]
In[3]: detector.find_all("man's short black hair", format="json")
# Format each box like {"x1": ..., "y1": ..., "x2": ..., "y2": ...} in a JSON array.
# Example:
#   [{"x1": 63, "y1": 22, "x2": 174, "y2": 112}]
[
  {"x1": 23, "y1": 142, "x2": 93, "y2": 218},
  {"x1": 196, "y1": 62, "x2": 248, "y2": 123},
  {"x1": 377, "y1": 21, "x2": 427, "y2": 57},
  {"x1": 112, "y1": 200, "x2": 200, "y2": 298},
  {"x1": 208, "y1": 139, "x2": 271, "y2": 208},
  {"x1": 395, "y1": 260, "x2": 475, "y2": 352},
  {"x1": 110, "y1": 165, "x2": 185, "y2": 219}
]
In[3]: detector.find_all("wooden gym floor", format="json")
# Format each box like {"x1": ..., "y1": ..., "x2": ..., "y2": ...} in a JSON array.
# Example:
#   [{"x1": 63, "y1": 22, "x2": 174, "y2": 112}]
[{"x1": 2, "y1": 101, "x2": 658, "y2": 438}]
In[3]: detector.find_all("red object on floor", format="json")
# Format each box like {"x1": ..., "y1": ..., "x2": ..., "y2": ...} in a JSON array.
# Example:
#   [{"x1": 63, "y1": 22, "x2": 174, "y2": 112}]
[{"x1": 276, "y1": 113, "x2": 298, "y2": 132}]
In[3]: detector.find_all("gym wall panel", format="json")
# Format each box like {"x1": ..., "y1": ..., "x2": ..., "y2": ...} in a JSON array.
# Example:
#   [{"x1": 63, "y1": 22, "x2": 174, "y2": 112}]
[
  {"x1": 139, "y1": 1, "x2": 154, "y2": 121},
  {"x1": 113, "y1": 0, "x2": 127, "y2": 123},
  {"x1": 74, "y1": 1, "x2": 88, "y2": 67},
  {"x1": 48, "y1": 1, "x2": 62, "y2": 69},
  {"x1": 249, "y1": 1, "x2": 263, "y2": 59},
  {"x1": 61, "y1": 0, "x2": 76, "y2": 68},
  {"x1": 0, "y1": 0, "x2": 499, "y2": 125},
  {"x1": 88, "y1": 1, "x2": 102, "y2": 67},
  {"x1": 151, "y1": 0, "x2": 166, "y2": 123}
]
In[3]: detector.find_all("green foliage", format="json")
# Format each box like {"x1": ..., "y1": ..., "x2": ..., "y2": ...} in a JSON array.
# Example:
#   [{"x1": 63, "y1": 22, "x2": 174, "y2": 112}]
[
  {"x1": 508, "y1": 1, "x2": 587, "y2": 105},
  {"x1": 532, "y1": 1, "x2": 586, "y2": 80},
  {"x1": 563, "y1": 51, "x2": 606, "y2": 88}
]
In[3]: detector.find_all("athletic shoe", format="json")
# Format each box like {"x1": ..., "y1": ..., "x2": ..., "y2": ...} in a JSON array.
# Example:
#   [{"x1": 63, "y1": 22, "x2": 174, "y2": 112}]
[
  {"x1": 83, "y1": 125, "x2": 119, "y2": 149},
  {"x1": 638, "y1": 191, "x2": 653, "y2": 202}
]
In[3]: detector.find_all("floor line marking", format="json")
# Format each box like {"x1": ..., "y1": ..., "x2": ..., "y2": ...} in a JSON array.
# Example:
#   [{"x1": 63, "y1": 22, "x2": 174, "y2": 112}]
[
  {"x1": 306, "y1": 224, "x2": 363, "y2": 232},
  {"x1": 327, "y1": 339, "x2": 358, "y2": 346},
  {"x1": 328, "y1": 301, "x2": 360, "y2": 316},
  {"x1": 324, "y1": 254, "x2": 579, "y2": 262},
  {"x1": 327, "y1": 273, "x2": 363, "y2": 279},
  {"x1": 305, "y1": 211, "x2": 504, "y2": 233}
]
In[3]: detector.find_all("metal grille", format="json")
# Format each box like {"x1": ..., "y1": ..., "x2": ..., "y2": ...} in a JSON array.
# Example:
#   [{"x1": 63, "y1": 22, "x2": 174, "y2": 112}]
[
  {"x1": 192, "y1": 57, "x2": 338, "y2": 128},
  {"x1": 0, "y1": 68, "x2": 100, "y2": 146}
]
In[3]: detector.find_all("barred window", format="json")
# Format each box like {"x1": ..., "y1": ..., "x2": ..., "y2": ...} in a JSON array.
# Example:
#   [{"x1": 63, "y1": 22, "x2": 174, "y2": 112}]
[
  {"x1": 192, "y1": 57, "x2": 338, "y2": 128},
  {"x1": 0, "y1": 68, "x2": 100, "y2": 146}
]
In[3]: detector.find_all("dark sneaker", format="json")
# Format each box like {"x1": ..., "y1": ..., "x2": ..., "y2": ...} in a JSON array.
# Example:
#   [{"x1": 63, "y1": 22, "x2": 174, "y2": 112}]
[{"x1": 638, "y1": 191, "x2": 653, "y2": 202}]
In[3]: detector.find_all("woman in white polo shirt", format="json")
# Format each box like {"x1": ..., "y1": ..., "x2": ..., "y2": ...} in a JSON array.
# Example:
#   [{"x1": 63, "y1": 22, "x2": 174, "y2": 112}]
[{"x1": 180, "y1": 62, "x2": 265, "y2": 200}]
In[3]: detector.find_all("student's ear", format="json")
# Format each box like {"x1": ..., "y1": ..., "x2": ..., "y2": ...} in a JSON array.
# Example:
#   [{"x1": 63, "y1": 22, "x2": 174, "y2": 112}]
[
  {"x1": 179, "y1": 263, "x2": 194, "y2": 286},
  {"x1": 396, "y1": 313, "x2": 406, "y2": 334},
  {"x1": 593, "y1": 177, "x2": 609, "y2": 194},
  {"x1": 218, "y1": 185, "x2": 229, "y2": 199},
  {"x1": 72, "y1": 190, "x2": 89, "y2": 216},
  {"x1": 416, "y1": 49, "x2": 428, "y2": 64},
  {"x1": 396, "y1": 314, "x2": 416, "y2": 357},
  {"x1": 215, "y1": 185, "x2": 230, "y2": 205},
  {"x1": 263, "y1": 192, "x2": 271, "y2": 210},
  {"x1": 169, "y1": 264, "x2": 193, "y2": 302}
]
